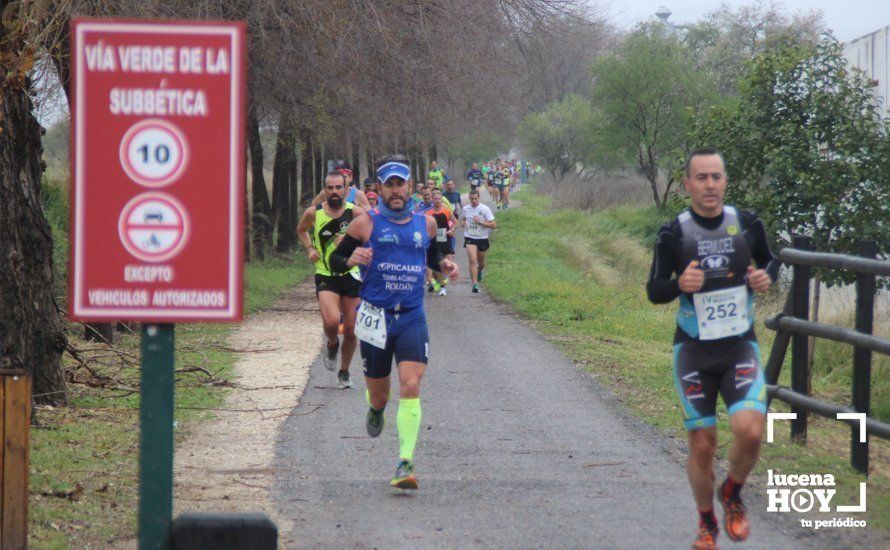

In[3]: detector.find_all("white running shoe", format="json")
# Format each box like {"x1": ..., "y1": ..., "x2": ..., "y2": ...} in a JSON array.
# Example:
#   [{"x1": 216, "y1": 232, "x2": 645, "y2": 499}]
[
  {"x1": 438, "y1": 287, "x2": 447, "y2": 296},
  {"x1": 323, "y1": 339, "x2": 339, "y2": 371}
]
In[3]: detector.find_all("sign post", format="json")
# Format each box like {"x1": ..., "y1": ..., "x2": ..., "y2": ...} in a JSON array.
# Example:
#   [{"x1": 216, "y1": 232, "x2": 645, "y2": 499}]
[{"x1": 70, "y1": 19, "x2": 245, "y2": 548}]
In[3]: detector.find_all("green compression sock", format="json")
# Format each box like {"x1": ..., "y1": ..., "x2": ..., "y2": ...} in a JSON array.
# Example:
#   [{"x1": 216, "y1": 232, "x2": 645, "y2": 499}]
[{"x1": 397, "y1": 397, "x2": 422, "y2": 461}]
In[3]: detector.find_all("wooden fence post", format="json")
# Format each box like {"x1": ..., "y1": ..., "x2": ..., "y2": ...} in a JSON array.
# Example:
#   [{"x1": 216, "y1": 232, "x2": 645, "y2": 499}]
[
  {"x1": 852, "y1": 240, "x2": 877, "y2": 474},
  {"x1": 790, "y1": 235, "x2": 812, "y2": 444},
  {"x1": 1, "y1": 369, "x2": 31, "y2": 548}
]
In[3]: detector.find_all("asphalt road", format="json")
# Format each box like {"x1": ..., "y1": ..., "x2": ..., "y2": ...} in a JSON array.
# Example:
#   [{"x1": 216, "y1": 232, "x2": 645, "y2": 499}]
[{"x1": 272, "y1": 200, "x2": 868, "y2": 549}]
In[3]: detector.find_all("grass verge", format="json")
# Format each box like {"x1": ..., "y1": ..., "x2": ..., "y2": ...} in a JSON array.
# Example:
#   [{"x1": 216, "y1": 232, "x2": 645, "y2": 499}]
[
  {"x1": 28, "y1": 254, "x2": 312, "y2": 548},
  {"x1": 484, "y1": 184, "x2": 889, "y2": 532}
]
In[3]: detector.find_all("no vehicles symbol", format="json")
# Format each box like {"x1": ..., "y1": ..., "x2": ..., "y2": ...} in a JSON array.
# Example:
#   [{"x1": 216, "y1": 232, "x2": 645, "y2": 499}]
[{"x1": 118, "y1": 192, "x2": 190, "y2": 263}]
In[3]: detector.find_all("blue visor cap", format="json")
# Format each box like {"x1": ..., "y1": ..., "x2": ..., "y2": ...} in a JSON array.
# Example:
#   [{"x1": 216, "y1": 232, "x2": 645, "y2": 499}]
[{"x1": 377, "y1": 161, "x2": 411, "y2": 183}]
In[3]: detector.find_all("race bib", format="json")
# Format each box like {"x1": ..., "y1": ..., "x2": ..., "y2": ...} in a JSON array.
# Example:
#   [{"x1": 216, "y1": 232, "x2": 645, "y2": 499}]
[
  {"x1": 355, "y1": 301, "x2": 387, "y2": 349},
  {"x1": 436, "y1": 228, "x2": 448, "y2": 242},
  {"x1": 693, "y1": 285, "x2": 749, "y2": 341}
]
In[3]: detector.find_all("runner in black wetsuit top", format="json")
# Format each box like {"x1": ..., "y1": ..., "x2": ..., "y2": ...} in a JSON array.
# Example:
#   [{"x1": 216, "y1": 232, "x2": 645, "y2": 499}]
[{"x1": 646, "y1": 147, "x2": 780, "y2": 550}]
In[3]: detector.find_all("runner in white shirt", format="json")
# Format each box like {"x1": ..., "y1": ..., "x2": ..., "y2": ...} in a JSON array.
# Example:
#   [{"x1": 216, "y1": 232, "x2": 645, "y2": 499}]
[{"x1": 461, "y1": 188, "x2": 496, "y2": 294}]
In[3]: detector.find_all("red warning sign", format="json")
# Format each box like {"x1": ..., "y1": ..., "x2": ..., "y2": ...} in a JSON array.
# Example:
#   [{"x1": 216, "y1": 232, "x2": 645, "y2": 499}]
[{"x1": 70, "y1": 19, "x2": 245, "y2": 322}]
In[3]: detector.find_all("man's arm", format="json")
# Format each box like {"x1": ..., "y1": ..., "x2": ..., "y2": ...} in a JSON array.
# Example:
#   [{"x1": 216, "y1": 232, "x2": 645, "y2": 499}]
[
  {"x1": 646, "y1": 224, "x2": 681, "y2": 304},
  {"x1": 296, "y1": 206, "x2": 319, "y2": 263},
  {"x1": 352, "y1": 190, "x2": 372, "y2": 211},
  {"x1": 479, "y1": 207, "x2": 496, "y2": 229},
  {"x1": 745, "y1": 212, "x2": 781, "y2": 282},
  {"x1": 329, "y1": 213, "x2": 373, "y2": 273},
  {"x1": 743, "y1": 211, "x2": 780, "y2": 293},
  {"x1": 310, "y1": 189, "x2": 326, "y2": 207}
]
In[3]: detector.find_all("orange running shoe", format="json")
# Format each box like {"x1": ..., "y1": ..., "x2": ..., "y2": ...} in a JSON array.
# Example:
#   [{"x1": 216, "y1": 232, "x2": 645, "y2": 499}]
[
  {"x1": 721, "y1": 496, "x2": 750, "y2": 542},
  {"x1": 692, "y1": 520, "x2": 719, "y2": 550}
]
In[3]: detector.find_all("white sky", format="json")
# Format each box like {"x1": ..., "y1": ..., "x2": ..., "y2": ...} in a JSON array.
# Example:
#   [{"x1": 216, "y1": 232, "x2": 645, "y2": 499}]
[{"x1": 604, "y1": 1, "x2": 890, "y2": 42}]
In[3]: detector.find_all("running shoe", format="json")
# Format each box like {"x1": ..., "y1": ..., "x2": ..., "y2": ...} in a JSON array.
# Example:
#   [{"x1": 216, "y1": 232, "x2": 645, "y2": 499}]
[
  {"x1": 692, "y1": 521, "x2": 718, "y2": 550},
  {"x1": 432, "y1": 280, "x2": 441, "y2": 292},
  {"x1": 438, "y1": 287, "x2": 447, "y2": 296},
  {"x1": 337, "y1": 370, "x2": 353, "y2": 389},
  {"x1": 390, "y1": 459, "x2": 418, "y2": 490},
  {"x1": 472, "y1": 284, "x2": 480, "y2": 294},
  {"x1": 477, "y1": 267, "x2": 484, "y2": 282},
  {"x1": 323, "y1": 339, "x2": 339, "y2": 371},
  {"x1": 427, "y1": 282, "x2": 436, "y2": 293},
  {"x1": 721, "y1": 494, "x2": 750, "y2": 542},
  {"x1": 366, "y1": 406, "x2": 385, "y2": 437}
]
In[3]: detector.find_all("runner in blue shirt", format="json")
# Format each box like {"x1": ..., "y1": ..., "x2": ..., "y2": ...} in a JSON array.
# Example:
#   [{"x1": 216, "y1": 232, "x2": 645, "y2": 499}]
[{"x1": 331, "y1": 156, "x2": 459, "y2": 490}]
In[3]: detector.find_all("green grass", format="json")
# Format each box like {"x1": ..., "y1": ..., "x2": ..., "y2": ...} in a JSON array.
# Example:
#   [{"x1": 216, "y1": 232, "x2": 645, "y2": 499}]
[
  {"x1": 485, "y1": 183, "x2": 890, "y2": 532},
  {"x1": 29, "y1": 182, "x2": 313, "y2": 547}
]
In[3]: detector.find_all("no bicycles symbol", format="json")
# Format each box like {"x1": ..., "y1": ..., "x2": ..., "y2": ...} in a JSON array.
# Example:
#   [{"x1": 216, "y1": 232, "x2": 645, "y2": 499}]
[
  {"x1": 119, "y1": 119, "x2": 189, "y2": 188},
  {"x1": 118, "y1": 192, "x2": 190, "y2": 263}
]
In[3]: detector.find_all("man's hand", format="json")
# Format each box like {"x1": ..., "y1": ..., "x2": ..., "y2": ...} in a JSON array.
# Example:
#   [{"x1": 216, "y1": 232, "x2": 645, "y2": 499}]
[
  {"x1": 439, "y1": 258, "x2": 459, "y2": 281},
  {"x1": 347, "y1": 247, "x2": 373, "y2": 268},
  {"x1": 679, "y1": 260, "x2": 705, "y2": 293},
  {"x1": 307, "y1": 247, "x2": 320, "y2": 263},
  {"x1": 747, "y1": 265, "x2": 771, "y2": 293}
]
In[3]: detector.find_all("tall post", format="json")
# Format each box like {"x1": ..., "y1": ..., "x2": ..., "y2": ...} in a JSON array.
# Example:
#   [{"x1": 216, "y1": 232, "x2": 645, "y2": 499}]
[
  {"x1": 790, "y1": 235, "x2": 811, "y2": 443},
  {"x1": 139, "y1": 324, "x2": 175, "y2": 549},
  {"x1": 852, "y1": 240, "x2": 876, "y2": 474}
]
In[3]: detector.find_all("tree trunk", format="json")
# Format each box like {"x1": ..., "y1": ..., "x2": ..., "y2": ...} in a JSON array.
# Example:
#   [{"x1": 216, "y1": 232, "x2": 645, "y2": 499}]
[
  {"x1": 0, "y1": 75, "x2": 68, "y2": 405},
  {"x1": 352, "y1": 137, "x2": 361, "y2": 184},
  {"x1": 300, "y1": 128, "x2": 314, "y2": 206},
  {"x1": 313, "y1": 140, "x2": 323, "y2": 196},
  {"x1": 244, "y1": 140, "x2": 251, "y2": 260},
  {"x1": 247, "y1": 103, "x2": 272, "y2": 259},
  {"x1": 272, "y1": 112, "x2": 296, "y2": 253}
]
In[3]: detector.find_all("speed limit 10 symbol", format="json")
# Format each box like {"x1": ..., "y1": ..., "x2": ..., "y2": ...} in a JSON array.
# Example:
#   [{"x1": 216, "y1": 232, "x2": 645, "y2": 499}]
[{"x1": 119, "y1": 119, "x2": 189, "y2": 187}]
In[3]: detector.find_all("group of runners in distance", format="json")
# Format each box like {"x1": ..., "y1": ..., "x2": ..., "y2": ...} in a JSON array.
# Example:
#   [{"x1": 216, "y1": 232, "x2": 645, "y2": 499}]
[
  {"x1": 297, "y1": 155, "x2": 500, "y2": 488},
  {"x1": 466, "y1": 159, "x2": 523, "y2": 210},
  {"x1": 296, "y1": 147, "x2": 775, "y2": 549}
]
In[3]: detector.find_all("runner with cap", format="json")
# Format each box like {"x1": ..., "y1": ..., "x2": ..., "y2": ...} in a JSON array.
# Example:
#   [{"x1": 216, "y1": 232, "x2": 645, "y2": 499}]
[{"x1": 331, "y1": 155, "x2": 459, "y2": 489}]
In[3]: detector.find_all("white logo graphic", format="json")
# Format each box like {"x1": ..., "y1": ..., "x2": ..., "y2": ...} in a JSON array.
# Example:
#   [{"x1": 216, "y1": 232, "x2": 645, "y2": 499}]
[
  {"x1": 413, "y1": 231, "x2": 423, "y2": 248},
  {"x1": 765, "y1": 412, "x2": 868, "y2": 524},
  {"x1": 701, "y1": 254, "x2": 730, "y2": 270}
]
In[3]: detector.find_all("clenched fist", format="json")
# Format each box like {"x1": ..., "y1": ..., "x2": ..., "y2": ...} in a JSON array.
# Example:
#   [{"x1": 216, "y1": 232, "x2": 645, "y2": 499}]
[{"x1": 679, "y1": 260, "x2": 705, "y2": 293}]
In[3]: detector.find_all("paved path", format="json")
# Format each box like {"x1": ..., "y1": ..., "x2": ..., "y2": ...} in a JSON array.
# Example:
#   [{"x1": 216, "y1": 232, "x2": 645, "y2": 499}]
[{"x1": 272, "y1": 200, "x2": 850, "y2": 549}]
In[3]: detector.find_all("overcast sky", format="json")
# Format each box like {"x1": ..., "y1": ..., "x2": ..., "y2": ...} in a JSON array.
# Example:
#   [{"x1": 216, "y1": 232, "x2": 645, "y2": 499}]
[{"x1": 605, "y1": 1, "x2": 890, "y2": 42}]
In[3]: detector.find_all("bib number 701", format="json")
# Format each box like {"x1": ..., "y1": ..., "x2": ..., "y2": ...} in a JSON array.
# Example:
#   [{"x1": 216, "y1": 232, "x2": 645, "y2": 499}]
[
  {"x1": 359, "y1": 309, "x2": 381, "y2": 330},
  {"x1": 355, "y1": 301, "x2": 387, "y2": 348}
]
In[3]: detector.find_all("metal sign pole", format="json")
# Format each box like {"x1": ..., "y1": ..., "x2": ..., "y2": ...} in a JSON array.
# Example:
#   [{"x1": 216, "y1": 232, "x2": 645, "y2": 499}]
[{"x1": 139, "y1": 323, "x2": 175, "y2": 549}]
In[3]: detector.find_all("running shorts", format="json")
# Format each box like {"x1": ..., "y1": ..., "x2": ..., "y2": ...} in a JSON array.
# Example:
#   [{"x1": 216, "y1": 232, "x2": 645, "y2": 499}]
[
  {"x1": 464, "y1": 237, "x2": 490, "y2": 252},
  {"x1": 314, "y1": 273, "x2": 361, "y2": 298},
  {"x1": 361, "y1": 306, "x2": 429, "y2": 379},
  {"x1": 437, "y1": 239, "x2": 455, "y2": 256},
  {"x1": 673, "y1": 339, "x2": 767, "y2": 430}
]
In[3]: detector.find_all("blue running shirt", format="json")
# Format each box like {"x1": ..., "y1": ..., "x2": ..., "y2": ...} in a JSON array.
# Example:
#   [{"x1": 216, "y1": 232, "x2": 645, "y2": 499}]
[{"x1": 360, "y1": 212, "x2": 430, "y2": 310}]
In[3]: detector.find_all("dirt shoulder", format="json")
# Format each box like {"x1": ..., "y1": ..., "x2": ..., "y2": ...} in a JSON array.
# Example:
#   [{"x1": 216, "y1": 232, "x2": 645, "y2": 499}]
[{"x1": 173, "y1": 281, "x2": 320, "y2": 539}]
